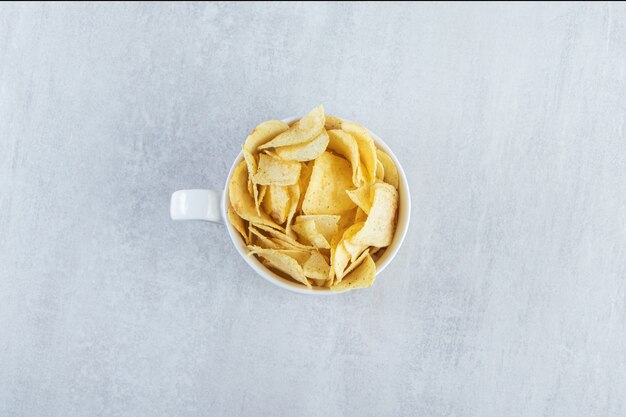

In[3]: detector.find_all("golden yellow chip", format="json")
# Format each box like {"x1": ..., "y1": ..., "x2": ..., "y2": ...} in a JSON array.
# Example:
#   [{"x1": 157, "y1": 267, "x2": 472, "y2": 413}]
[
  {"x1": 302, "y1": 152, "x2": 355, "y2": 215},
  {"x1": 376, "y1": 159, "x2": 384, "y2": 180},
  {"x1": 376, "y1": 149, "x2": 399, "y2": 189},
  {"x1": 295, "y1": 214, "x2": 340, "y2": 242},
  {"x1": 354, "y1": 207, "x2": 368, "y2": 223},
  {"x1": 327, "y1": 129, "x2": 360, "y2": 185},
  {"x1": 292, "y1": 220, "x2": 330, "y2": 249},
  {"x1": 342, "y1": 248, "x2": 370, "y2": 277},
  {"x1": 229, "y1": 161, "x2": 283, "y2": 230},
  {"x1": 259, "y1": 105, "x2": 325, "y2": 149},
  {"x1": 344, "y1": 182, "x2": 398, "y2": 249},
  {"x1": 285, "y1": 183, "x2": 300, "y2": 235},
  {"x1": 256, "y1": 185, "x2": 267, "y2": 215},
  {"x1": 331, "y1": 255, "x2": 375, "y2": 291},
  {"x1": 336, "y1": 208, "x2": 357, "y2": 233},
  {"x1": 253, "y1": 153, "x2": 301, "y2": 186},
  {"x1": 227, "y1": 205, "x2": 248, "y2": 244},
  {"x1": 342, "y1": 121, "x2": 377, "y2": 185},
  {"x1": 324, "y1": 115, "x2": 343, "y2": 131},
  {"x1": 345, "y1": 185, "x2": 373, "y2": 215},
  {"x1": 253, "y1": 251, "x2": 311, "y2": 288},
  {"x1": 262, "y1": 185, "x2": 291, "y2": 225},
  {"x1": 274, "y1": 130, "x2": 329, "y2": 162},
  {"x1": 252, "y1": 223, "x2": 314, "y2": 250},
  {"x1": 303, "y1": 251, "x2": 330, "y2": 280},
  {"x1": 297, "y1": 161, "x2": 313, "y2": 213},
  {"x1": 332, "y1": 241, "x2": 351, "y2": 282},
  {"x1": 243, "y1": 120, "x2": 290, "y2": 152},
  {"x1": 249, "y1": 227, "x2": 280, "y2": 249}
]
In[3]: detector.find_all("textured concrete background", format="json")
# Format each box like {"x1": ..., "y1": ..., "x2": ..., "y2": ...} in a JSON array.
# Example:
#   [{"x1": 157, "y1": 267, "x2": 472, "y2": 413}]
[{"x1": 1, "y1": 2, "x2": 625, "y2": 416}]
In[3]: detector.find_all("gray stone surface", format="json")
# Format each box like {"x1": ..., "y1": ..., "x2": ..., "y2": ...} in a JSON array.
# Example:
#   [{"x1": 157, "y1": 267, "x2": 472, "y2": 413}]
[{"x1": 1, "y1": 2, "x2": 625, "y2": 416}]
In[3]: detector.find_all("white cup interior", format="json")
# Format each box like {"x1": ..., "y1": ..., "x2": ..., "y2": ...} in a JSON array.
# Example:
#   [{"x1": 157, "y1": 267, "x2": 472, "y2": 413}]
[{"x1": 222, "y1": 117, "x2": 411, "y2": 295}]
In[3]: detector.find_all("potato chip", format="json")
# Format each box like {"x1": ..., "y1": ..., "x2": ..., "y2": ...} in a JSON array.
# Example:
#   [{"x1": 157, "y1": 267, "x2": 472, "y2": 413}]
[
  {"x1": 252, "y1": 223, "x2": 314, "y2": 250},
  {"x1": 344, "y1": 182, "x2": 398, "y2": 249},
  {"x1": 302, "y1": 152, "x2": 356, "y2": 215},
  {"x1": 249, "y1": 227, "x2": 280, "y2": 249},
  {"x1": 292, "y1": 220, "x2": 330, "y2": 249},
  {"x1": 297, "y1": 161, "x2": 313, "y2": 213},
  {"x1": 227, "y1": 205, "x2": 248, "y2": 244},
  {"x1": 345, "y1": 185, "x2": 373, "y2": 215},
  {"x1": 331, "y1": 255, "x2": 376, "y2": 291},
  {"x1": 324, "y1": 115, "x2": 343, "y2": 131},
  {"x1": 274, "y1": 130, "x2": 329, "y2": 162},
  {"x1": 253, "y1": 153, "x2": 301, "y2": 186},
  {"x1": 354, "y1": 207, "x2": 368, "y2": 223},
  {"x1": 229, "y1": 161, "x2": 283, "y2": 230},
  {"x1": 342, "y1": 121, "x2": 377, "y2": 185},
  {"x1": 247, "y1": 176, "x2": 254, "y2": 198},
  {"x1": 376, "y1": 159, "x2": 384, "y2": 180},
  {"x1": 337, "y1": 221, "x2": 367, "y2": 265},
  {"x1": 243, "y1": 120, "x2": 289, "y2": 152},
  {"x1": 285, "y1": 183, "x2": 300, "y2": 235},
  {"x1": 256, "y1": 185, "x2": 268, "y2": 215},
  {"x1": 304, "y1": 251, "x2": 330, "y2": 280},
  {"x1": 376, "y1": 149, "x2": 399, "y2": 189},
  {"x1": 327, "y1": 129, "x2": 360, "y2": 185},
  {"x1": 295, "y1": 214, "x2": 340, "y2": 242},
  {"x1": 335, "y1": 207, "x2": 355, "y2": 226},
  {"x1": 332, "y1": 241, "x2": 351, "y2": 282},
  {"x1": 262, "y1": 185, "x2": 291, "y2": 225},
  {"x1": 254, "y1": 251, "x2": 311, "y2": 288},
  {"x1": 259, "y1": 105, "x2": 325, "y2": 149},
  {"x1": 242, "y1": 149, "x2": 262, "y2": 216},
  {"x1": 342, "y1": 248, "x2": 370, "y2": 277}
]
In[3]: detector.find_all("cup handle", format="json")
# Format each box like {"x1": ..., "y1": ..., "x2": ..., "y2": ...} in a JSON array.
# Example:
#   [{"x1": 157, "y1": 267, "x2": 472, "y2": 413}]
[{"x1": 170, "y1": 189, "x2": 223, "y2": 224}]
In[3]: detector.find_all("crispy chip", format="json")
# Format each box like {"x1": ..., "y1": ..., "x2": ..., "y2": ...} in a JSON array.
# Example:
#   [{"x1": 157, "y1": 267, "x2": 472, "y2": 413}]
[
  {"x1": 274, "y1": 130, "x2": 329, "y2": 162},
  {"x1": 262, "y1": 185, "x2": 291, "y2": 225},
  {"x1": 304, "y1": 251, "x2": 330, "y2": 280},
  {"x1": 253, "y1": 154, "x2": 301, "y2": 186},
  {"x1": 292, "y1": 220, "x2": 330, "y2": 249},
  {"x1": 344, "y1": 182, "x2": 398, "y2": 249},
  {"x1": 254, "y1": 251, "x2": 311, "y2": 288},
  {"x1": 302, "y1": 152, "x2": 355, "y2": 215},
  {"x1": 295, "y1": 214, "x2": 340, "y2": 242},
  {"x1": 337, "y1": 208, "x2": 357, "y2": 232},
  {"x1": 297, "y1": 161, "x2": 313, "y2": 213},
  {"x1": 346, "y1": 184, "x2": 373, "y2": 215},
  {"x1": 376, "y1": 159, "x2": 384, "y2": 180},
  {"x1": 354, "y1": 207, "x2": 368, "y2": 223},
  {"x1": 256, "y1": 185, "x2": 268, "y2": 215},
  {"x1": 243, "y1": 120, "x2": 289, "y2": 152},
  {"x1": 342, "y1": 248, "x2": 370, "y2": 277},
  {"x1": 285, "y1": 183, "x2": 300, "y2": 235},
  {"x1": 252, "y1": 223, "x2": 314, "y2": 250},
  {"x1": 376, "y1": 149, "x2": 399, "y2": 189},
  {"x1": 324, "y1": 115, "x2": 343, "y2": 131},
  {"x1": 327, "y1": 129, "x2": 360, "y2": 186},
  {"x1": 259, "y1": 105, "x2": 325, "y2": 149},
  {"x1": 331, "y1": 255, "x2": 376, "y2": 291},
  {"x1": 338, "y1": 221, "x2": 367, "y2": 266},
  {"x1": 342, "y1": 121, "x2": 377, "y2": 186},
  {"x1": 249, "y1": 227, "x2": 280, "y2": 249},
  {"x1": 332, "y1": 241, "x2": 351, "y2": 282},
  {"x1": 227, "y1": 205, "x2": 248, "y2": 244},
  {"x1": 229, "y1": 161, "x2": 283, "y2": 230}
]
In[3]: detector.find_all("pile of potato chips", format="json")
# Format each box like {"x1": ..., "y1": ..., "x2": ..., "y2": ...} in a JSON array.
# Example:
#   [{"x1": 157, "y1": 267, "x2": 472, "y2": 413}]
[{"x1": 227, "y1": 105, "x2": 399, "y2": 291}]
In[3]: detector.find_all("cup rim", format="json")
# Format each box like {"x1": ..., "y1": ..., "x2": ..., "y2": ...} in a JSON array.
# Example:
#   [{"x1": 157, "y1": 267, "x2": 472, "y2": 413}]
[{"x1": 222, "y1": 116, "x2": 411, "y2": 295}]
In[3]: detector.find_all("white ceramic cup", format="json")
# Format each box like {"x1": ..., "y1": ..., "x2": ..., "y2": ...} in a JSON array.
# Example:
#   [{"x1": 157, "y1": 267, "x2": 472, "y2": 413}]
[{"x1": 170, "y1": 117, "x2": 411, "y2": 294}]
